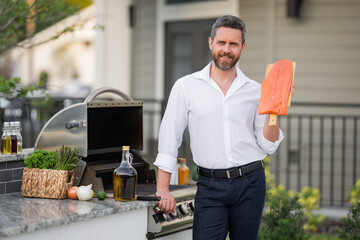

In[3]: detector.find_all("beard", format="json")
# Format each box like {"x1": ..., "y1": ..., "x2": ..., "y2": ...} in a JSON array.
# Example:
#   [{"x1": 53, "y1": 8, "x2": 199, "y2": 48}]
[{"x1": 212, "y1": 51, "x2": 240, "y2": 71}]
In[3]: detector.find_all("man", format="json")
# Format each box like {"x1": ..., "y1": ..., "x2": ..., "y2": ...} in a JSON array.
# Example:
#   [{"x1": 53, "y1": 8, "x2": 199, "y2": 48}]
[{"x1": 154, "y1": 15, "x2": 285, "y2": 240}]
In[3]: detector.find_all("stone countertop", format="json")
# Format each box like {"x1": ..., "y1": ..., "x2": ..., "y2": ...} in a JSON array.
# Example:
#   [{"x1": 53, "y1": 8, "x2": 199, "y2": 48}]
[
  {"x1": 0, "y1": 149, "x2": 33, "y2": 163},
  {"x1": 0, "y1": 192, "x2": 154, "y2": 237}
]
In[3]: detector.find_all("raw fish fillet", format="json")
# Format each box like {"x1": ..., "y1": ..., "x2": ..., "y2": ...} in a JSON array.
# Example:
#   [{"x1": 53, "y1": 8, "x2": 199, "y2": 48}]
[{"x1": 259, "y1": 59, "x2": 294, "y2": 116}]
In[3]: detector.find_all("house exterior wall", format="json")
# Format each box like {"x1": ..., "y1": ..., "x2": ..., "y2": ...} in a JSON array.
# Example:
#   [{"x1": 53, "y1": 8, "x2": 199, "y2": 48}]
[
  {"x1": 131, "y1": 0, "x2": 157, "y2": 99},
  {"x1": 239, "y1": 0, "x2": 360, "y2": 205},
  {"x1": 240, "y1": 0, "x2": 360, "y2": 113},
  {"x1": 95, "y1": 0, "x2": 132, "y2": 95},
  {"x1": 133, "y1": 0, "x2": 360, "y2": 108}
]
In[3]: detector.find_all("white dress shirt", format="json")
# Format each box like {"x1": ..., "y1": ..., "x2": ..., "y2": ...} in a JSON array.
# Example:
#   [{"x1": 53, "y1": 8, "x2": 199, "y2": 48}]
[{"x1": 154, "y1": 62, "x2": 283, "y2": 173}]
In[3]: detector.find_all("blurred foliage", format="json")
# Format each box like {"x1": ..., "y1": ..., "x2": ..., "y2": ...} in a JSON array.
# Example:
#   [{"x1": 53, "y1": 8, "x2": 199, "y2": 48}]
[
  {"x1": 0, "y1": 73, "x2": 47, "y2": 99},
  {"x1": 0, "y1": 0, "x2": 92, "y2": 54},
  {"x1": 66, "y1": 0, "x2": 92, "y2": 9},
  {"x1": 338, "y1": 203, "x2": 360, "y2": 239},
  {"x1": 262, "y1": 156, "x2": 324, "y2": 236},
  {"x1": 190, "y1": 165, "x2": 198, "y2": 181},
  {"x1": 299, "y1": 186, "x2": 325, "y2": 232},
  {"x1": 263, "y1": 155, "x2": 276, "y2": 201},
  {"x1": 259, "y1": 191, "x2": 309, "y2": 240},
  {"x1": 350, "y1": 179, "x2": 360, "y2": 205}
]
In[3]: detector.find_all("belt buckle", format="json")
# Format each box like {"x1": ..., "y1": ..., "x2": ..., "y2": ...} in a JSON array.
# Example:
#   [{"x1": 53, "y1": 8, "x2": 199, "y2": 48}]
[{"x1": 226, "y1": 168, "x2": 242, "y2": 179}]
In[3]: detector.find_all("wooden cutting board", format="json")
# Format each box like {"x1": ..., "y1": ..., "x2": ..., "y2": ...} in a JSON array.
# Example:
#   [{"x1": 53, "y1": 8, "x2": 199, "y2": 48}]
[{"x1": 265, "y1": 61, "x2": 296, "y2": 126}]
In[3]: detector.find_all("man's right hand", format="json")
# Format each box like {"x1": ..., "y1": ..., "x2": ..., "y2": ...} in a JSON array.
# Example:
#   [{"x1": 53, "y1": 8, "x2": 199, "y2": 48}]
[
  {"x1": 156, "y1": 169, "x2": 176, "y2": 213},
  {"x1": 156, "y1": 189, "x2": 176, "y2": 214}
]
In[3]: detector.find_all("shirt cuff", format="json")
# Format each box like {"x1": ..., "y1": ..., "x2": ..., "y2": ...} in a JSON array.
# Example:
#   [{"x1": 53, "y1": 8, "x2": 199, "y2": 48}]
[
  {"x1": 154, "y1": 153, "x2": 178, "y2": 173},
  {"x1": 259, "y1": 129, "x2": 284, "y2": 154}
]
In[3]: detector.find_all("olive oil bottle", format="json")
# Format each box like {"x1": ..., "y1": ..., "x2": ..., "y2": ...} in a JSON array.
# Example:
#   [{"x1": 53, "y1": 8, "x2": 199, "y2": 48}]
[
  {"x1": 113, "y1": 146, "x2": 138, "y2": 201},
  {"x1": 15, "y1": 122, "x2": 22, "y2": 153},
  {"x1": 10, "y1": 122, "x2": 17, "y2": 154},
  {"x1": 1, "y1": 122, "x2": 11, "y2": 155}
]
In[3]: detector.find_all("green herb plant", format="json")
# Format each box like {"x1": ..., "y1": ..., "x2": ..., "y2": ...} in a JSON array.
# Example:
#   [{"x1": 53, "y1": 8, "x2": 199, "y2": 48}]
[
  {"x1": 24, "y1": 146, "x2": 80, "y2": 171},
  {"x1": 54, "y1": 145, "x2": 81, "y2": 171},
  {"x1": 24, "y1": 149, "x2": 58, "y2": 169}
]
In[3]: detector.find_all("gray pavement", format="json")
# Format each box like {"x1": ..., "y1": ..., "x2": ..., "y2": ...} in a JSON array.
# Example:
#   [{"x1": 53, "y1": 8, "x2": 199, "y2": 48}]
[{"x1": 314, "y1": 207, "x2": 348, "y2": 219}]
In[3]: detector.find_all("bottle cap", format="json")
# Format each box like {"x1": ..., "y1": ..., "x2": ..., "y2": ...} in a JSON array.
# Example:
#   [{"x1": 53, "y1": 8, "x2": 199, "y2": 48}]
[
  {"x1": 122, "y1": 146, "x2": 130, "y2": 151},
  {"x1": 178, "y1": 158, "x2": 186, "y2": 163}
]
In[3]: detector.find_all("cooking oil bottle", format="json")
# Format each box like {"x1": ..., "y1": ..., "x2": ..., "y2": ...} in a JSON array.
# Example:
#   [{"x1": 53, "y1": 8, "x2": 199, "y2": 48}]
[
  {"x1": 113, "y1": 146, "x2": 138, "y2": 201},
  {"x1": 10, "y1": 122, "x2": 17, "y2": 154},
  {"x1": 1, "y1": 122, "x2": 11, "y2": 155},
  {"x1": 178, "y1": 158, "x2": 189, "y2": 185},
  {"x1": 14, "y1": 122, "x2": 22, "y2": 153}
]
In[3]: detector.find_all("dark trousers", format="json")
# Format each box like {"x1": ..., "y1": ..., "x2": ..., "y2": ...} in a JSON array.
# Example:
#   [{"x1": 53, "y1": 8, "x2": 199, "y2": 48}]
[{"x1": 193, "y1": 167, "x2": 266, "y2": 240}]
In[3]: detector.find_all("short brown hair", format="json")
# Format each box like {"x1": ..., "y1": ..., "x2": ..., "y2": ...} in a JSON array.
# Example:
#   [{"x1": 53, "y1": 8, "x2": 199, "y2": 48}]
[{"x1": 210, "y1": 15, "x2": 246, "y2": 45}]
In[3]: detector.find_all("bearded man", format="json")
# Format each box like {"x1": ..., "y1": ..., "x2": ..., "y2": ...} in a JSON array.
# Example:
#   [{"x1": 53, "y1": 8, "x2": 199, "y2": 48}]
[{"x1": 154, "y1": 15, "x2": 284, "y2": 240}]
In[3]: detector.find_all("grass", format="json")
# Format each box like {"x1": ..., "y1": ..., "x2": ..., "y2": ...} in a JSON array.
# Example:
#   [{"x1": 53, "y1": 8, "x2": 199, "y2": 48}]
[
  {"x1": 226, "y1": 233, "x2": 339, "y2": 240},
  {"x1": 309, "y1": 234, "x2": 339, "y2": 240}
]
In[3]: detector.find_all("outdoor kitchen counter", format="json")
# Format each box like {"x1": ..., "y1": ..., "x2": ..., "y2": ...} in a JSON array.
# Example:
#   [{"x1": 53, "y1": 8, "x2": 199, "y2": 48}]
[{"x1": 0, "y1": 192, "x2": 154, "y2": 239}]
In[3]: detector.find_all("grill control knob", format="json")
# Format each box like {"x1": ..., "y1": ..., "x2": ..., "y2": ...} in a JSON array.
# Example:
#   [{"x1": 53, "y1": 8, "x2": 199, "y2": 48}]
[
  {"x1": 163, "y1": 213, "x2": 171, "y2": 222},
  {"x1": 153, "y1": 212, "x2": 165, "y2": 223},
  {"x1": 168, "y1": 212, "x2": 177, "y2": 220},
  {"x1": 177, "y1": 204, "x2": 189, "y2": 217},
  {"x1": 176, "y1": 206, "x2": 183, "y2": 219},
  {"x1": 187, "y1": 202, "x2": 194, "y2": 216},
  {"x1": 189, "y1": 201, "x2": 195, "y2": 212}
]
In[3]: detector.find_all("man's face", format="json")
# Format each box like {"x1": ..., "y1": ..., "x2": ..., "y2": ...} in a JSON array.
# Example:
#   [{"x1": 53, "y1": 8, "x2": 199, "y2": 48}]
[{"x1": 209, "y1": 27, "x2": 246, "y2": 71}]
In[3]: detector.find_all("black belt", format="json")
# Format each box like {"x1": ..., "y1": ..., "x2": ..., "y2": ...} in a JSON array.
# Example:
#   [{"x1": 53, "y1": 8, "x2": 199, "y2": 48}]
[{"x1": 198, "y1": 160, "x2": 264, "y2": 179}]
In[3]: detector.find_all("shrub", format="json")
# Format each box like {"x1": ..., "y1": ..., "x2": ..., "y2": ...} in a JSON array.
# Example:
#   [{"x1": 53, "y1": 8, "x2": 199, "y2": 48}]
[
  {"x1": 350, "y1": 179, "x2": 360, "y2": 205},
  {"x1": 338, "y1": 203, "x2": 360, "y2": 239},
  {"x1": 299, "y1": 186, "x2": 325, "y2": 232},
  {"x1": 263, "y1": 156, "x2": 323, "y2": 235},
  {"x1": 259, "y1": 190, "x2": 309, "y2": 240}
]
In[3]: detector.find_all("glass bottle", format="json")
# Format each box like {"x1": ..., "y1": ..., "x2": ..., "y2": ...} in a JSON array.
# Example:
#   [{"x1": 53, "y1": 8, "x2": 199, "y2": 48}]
[
  {"x1": 113, "y1": 146, "x2": 138, "y2": 201},
  {"x1": 10, "y1": 122, "x2": 17, "y2": 154},
  {"x1": 14, "y1": 121, "x2": 22, "y2": 153},
  {"x1": 1, "y1": 122, "x2": 11, "y2": 155},
  {"x1": 178, "y1": 158, "x2": 189, "y2": 185}
]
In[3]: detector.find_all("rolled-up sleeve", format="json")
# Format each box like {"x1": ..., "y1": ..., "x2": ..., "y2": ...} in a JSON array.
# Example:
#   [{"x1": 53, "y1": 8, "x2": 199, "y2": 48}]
[
  {"x1": 154, "y1": 80, "x2": 189, "y2": 173},
  {"x1": 258, "y1": 128, "x2": 284, "y2": 154},
  {"x1": 254, "y1": 110, "x2": 284, "y2": 155}
]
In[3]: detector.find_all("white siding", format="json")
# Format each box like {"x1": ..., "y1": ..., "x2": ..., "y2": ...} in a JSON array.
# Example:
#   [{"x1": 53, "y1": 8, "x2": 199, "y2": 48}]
[
  {"x1": 240, "y1": 0, "x2": 360, "y2": 105},
  {"x1": 240, "y1": 0, "x2": 360, "y2": 206},
  {"x1": 131, "y1": 0, "x2": 157, "y2": 99}
]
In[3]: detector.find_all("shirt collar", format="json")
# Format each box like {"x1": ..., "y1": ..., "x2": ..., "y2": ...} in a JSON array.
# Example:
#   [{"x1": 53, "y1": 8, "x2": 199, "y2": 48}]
[{"x1": 194, "y1": 62, "x2": 251, "y2": 85}]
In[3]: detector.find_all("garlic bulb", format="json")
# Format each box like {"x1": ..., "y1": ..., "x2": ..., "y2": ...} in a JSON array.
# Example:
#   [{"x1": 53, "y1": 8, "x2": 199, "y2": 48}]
[{"x1": 77, "y1": 184, "x2": 93, "y2": 201}]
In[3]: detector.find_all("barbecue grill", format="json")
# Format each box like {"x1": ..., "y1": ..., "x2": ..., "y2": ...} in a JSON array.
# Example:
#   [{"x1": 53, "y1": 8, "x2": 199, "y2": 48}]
[{"x1": 34, "y1": 87, "x2": 196, "y2": 239}]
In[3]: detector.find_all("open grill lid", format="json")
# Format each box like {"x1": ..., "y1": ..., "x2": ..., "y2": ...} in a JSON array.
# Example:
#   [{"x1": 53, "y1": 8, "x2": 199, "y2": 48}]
[{"x1": 34, "y1": 87, "x2": 143, "y2": 157}]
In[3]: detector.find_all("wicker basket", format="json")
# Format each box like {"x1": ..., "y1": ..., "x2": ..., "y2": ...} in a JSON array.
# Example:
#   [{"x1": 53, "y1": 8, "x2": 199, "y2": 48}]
[{"x1": 21, "y1": 168, "x2": 74, "y2": 199}]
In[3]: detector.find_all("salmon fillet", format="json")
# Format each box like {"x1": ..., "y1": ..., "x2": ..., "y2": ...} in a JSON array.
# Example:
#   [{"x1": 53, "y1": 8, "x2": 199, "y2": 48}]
[{"x1": 259, "y1": 59, "x2": 294, "y2": 115}]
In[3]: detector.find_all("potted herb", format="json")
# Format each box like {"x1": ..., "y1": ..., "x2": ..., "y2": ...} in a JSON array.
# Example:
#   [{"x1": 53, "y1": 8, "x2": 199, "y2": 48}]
[{"x1": 21, "y1": 146, "x2": 81, "y2": 199}]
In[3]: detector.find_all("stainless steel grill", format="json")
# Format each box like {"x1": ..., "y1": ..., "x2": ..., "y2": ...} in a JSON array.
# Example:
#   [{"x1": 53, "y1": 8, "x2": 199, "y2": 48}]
[
  {"x1": 34, "y1": 87, "x2": 196, "y2": 239},
  {"x1": 146, "y1": 185, "x2": 196, "y2": 239}
]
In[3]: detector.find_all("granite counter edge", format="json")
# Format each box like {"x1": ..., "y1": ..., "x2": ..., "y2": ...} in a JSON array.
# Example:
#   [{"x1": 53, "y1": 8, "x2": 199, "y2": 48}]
[{"x1": 0, "y1": 197, "x2": 155, "y2": 237}]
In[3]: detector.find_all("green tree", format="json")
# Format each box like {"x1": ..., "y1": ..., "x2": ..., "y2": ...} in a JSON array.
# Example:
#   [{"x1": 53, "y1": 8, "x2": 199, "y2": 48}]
[
  {"x1": 0, "y1": 0, "x2": 91, "y2": 121},
  {"x1": 0, "y1": 0, "x2": 92, "y2": 54}
]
